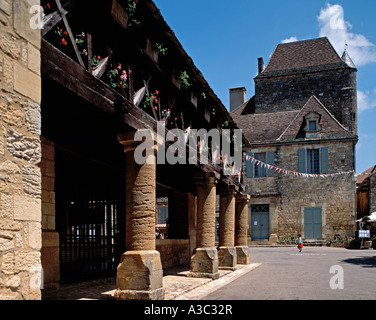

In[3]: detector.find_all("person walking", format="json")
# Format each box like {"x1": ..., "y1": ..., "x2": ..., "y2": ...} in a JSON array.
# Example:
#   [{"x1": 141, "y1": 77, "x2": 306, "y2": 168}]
[{"x1": 297, "y1": 234, "x2": 303, "y2": 253}]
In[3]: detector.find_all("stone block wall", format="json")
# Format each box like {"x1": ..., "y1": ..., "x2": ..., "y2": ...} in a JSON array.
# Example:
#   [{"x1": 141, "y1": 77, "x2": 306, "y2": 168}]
[
  {"x1": 254, "y1": 69, "x2": 357, "y2": 134},
  {"x1": 244, "y1": 141, "x2": 356, "y2": 242},
  {"x1": 0, "y1": 0, "x2": 42, "y2": 299},
  {"x1": 40, "y1": 136, "x2": 59, "y2": 289},
  {"x1": 156, "y1": 239, "x2": 190, "y2": 269}
]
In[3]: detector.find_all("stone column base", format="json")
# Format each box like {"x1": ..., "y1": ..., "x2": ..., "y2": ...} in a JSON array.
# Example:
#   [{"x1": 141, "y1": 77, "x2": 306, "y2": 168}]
[
  {"x1": 218, "y1": 246, "x2": 237, "y2": 270},
  {"x1": 236, "y1": 246, "x2": 250, "y2": 265},
  {"x1": 114, "y1": 250, "x2": 165, "y2": 300},
  {"x1": 188, "y1": 248, "x2": 219, "y2": 279}
]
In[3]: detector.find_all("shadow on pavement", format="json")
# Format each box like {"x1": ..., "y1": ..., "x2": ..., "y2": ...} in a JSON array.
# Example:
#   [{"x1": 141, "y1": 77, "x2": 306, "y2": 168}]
[{"x1": 341, "y1": 256, "x2": 376, "y2": 268}]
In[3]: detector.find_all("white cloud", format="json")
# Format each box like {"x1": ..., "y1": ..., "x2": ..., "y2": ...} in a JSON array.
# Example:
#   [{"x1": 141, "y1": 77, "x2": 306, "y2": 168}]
[
  {"x1": 358, "y1": 90, "x2": 376, "y2": 112},
  {"x1": 317, "y1": 3, "x2": 376, "y2": 67},
  {"x1": 281, "y1": 36, "x2": 298, "y2": 44}
]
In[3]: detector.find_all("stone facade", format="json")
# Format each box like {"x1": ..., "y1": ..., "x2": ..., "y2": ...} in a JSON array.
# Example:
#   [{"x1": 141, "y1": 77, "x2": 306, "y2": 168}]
[
  {"x1": 232, "y1": 38, "x2": 358, "y2": 244},
  {"x1": 0, "y1": 0, "x2": 42, "y2": 299},
  {"x1": 245, "y1": 141, "x2": 356, "y2": 240}
]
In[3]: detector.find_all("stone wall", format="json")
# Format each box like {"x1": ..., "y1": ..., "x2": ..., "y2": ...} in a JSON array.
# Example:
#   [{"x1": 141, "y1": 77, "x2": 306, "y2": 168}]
[
  {"x1": 40, "y1": 136, "x2": 59, "y2": 289},
  {"x1": 156, "y1": 239, "x2": 190, "y2": 269},
  {"x1": 244, "y1": 141, "x2": 356, "y2": 242},
  {"x1": 254, "y1": 69, "x2": 357, "y2": 134},
  {"x1": 0, "y1": 0, "x2": 42, "y2": 299}
]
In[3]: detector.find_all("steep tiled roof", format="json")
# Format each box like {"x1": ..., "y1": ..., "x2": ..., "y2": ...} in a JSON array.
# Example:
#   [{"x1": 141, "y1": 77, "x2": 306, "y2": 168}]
[
  {"x1": 357, "y1": 165, "x2": 376, "y2": 184},
  {"x1": 277, "y1": 95, "x2": 353, "y2": 142},
  {"x1": 231, "y1": 95, "x2": 356, "y2": 145},
  {"x1": 231, "y1": 99, "x2": 299, "y2": 144},
  {"x1": 256, "y1": 37, "x2": 350, "y2": 78}
]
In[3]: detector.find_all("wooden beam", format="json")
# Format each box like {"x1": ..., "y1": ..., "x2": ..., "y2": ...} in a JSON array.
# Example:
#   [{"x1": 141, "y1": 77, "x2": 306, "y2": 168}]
[
  {"x1": 41, "y1": 39, "x2": 242, "y2": 188},
  {"x1": 55, "y1": 0, "x2": 85, "y2": 68},
  {"x1": 87, "y1": 32, "x2": 93, "y2": 73},
  {"x1": 41, "y1": 10, "x2": 64, "y2": 37},
  {"x1": 41, "y1": 0, "x2": 77, "y2": 37}
]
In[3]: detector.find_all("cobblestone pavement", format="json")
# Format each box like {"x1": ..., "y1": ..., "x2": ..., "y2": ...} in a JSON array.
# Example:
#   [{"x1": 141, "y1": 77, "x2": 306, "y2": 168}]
[{"x1": 42, "y1": 263, "x2": 261, "y2": 300}]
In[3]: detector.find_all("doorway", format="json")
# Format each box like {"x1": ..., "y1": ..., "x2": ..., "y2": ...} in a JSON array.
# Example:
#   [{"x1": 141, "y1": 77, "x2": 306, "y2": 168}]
[
  {"x1": 304, "y1": 207, "x2": 323, "y2": 239},
  {"x1": 251, "y1": 204, "x2": 270, "y2": 240}
]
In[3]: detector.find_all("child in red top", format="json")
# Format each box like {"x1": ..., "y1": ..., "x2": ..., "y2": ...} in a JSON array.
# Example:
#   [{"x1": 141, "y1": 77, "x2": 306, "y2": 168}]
[{"x1": 297, "y1": 234, "x2": 303, "y2": 252}]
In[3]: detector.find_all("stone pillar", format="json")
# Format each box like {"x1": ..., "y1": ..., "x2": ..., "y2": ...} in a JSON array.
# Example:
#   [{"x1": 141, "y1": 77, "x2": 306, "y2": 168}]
[
  {"x1": 235, "y1": 194, "x2": 251, "y2": 264},
  {"x1": 218, "y1": 187, "x2": 237, "y2": 270},
  {"x1": 114, "y1": 131, "x2": 164, "y2": 300},
  {"x1": 189, "y1": 172, "x2": 220, "y2": 279}
]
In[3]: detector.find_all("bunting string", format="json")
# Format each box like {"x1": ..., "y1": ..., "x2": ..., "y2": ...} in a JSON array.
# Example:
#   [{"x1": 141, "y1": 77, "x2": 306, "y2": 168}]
[{"x1": 245, "y1": 154, "x2": 354, "y2": 178}]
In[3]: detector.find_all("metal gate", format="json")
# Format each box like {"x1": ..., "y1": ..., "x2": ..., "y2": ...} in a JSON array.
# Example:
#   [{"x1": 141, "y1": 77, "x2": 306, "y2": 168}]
[
  {"x1": 56, "y1": 148, "x2": 125, "y2": 283},
  {"x1": 59, "y1": 198, "x2": 122, "y2": 282}
]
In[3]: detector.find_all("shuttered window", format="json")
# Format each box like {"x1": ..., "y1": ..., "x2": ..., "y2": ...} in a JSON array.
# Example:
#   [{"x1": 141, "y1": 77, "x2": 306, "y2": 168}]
[
  {"x1": 246, "y1": 152, "x2": 254, "y2": 178},
  {"x1": 254, "y1": 153, "x2": 266, "y2": 177},
  {"x1": 246, "y1": 151, "x2": 275, "y2": 178},
  {"x1": 307, "y1": 149, "x2": 320, "y2": 174},
  {"x1": 298, "y1": 147, "x2": 328, "y2": 174}
]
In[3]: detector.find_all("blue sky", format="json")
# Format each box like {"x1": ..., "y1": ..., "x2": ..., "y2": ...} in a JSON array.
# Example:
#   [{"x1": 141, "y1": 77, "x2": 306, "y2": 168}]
[{"x1": 153, "y1": 0, "x2": 376, "y2": 174}]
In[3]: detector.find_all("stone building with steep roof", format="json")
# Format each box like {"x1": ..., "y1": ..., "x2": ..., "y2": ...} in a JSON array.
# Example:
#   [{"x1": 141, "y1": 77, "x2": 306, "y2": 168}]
[
  {"x1": 357, "y1": 165, "x2": 376, "y2": 219},
  {"x1": 231, "y1": 37, "x2": 358, "y2": 244}
]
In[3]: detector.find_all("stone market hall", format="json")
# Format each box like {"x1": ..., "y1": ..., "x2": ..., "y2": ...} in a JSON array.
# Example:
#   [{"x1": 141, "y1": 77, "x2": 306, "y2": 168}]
[{"x1": 0, "y1": 0, "x2": 252, "y2": 299}]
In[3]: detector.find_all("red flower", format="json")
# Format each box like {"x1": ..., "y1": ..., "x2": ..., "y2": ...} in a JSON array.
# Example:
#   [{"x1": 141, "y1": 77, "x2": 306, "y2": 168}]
[
  {"x1": 61, "y1": 38, "x2": 67, "y2": 45},
  {"x1": 155, "y1": 90, "x2": 159, "y2": 95},
  {"x1": 97, "y1": 56, "x2": 101, "y2": 60},
  {"x1": 63, "y1": 31, "x2": 68, "y2": 36},
  {"x1": 154, "y1": 106, "x2": 158, "y2": 110},
  {"x1": 46, "y1": 3, "x2": 50, "y2": 9}
]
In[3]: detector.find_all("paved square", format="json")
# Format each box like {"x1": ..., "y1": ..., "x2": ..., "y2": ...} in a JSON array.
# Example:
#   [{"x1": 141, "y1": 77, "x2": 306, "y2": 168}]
[{"x1": 202, "y1": 247, "x2": 376, "y2": 300}]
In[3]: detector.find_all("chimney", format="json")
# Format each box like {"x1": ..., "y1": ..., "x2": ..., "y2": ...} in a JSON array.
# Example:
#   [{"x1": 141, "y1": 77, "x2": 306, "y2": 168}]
[
  {"x1": 258, "y1": 57, "x2": 264, "y2": 74},
  {"x1": 229, "y1": 87, "x2": 246, "y2": 112}
]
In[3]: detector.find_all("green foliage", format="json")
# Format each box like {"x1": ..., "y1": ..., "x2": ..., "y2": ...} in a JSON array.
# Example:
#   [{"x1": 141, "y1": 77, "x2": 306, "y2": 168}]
[
  {"x1": 180, "y1": 71, "x2": 191, "y2": 89},
  {"x1": 126, "y1": 0, "x2": 141, "y2": 28},
  {"x1": 155, "y1": 43, "x2": 168, "y2": 55}
]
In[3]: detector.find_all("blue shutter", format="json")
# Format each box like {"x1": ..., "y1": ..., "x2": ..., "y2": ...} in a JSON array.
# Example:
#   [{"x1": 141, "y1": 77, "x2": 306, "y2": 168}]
[
  {"x1": 321, "y1": 147, "x2": 328, "y2": 174},
  {"x1": 313, "y1": 207, "x2": 323, "y2": 239},
  {"x1": 304, "y1": 207, "x2": 314, "y2": 239},
  {"x1": 298, "y1": 148, "x2": 306, "y2": 173},
  {"x1": 246, "y1": 152, "x2": 254, "y2": 178},
  {"x1": 304, "y1": 207, "x2": 323, "y2": 239},
  {"x1": 267, "y1": 151, "x2": 275, "y2": 177}
]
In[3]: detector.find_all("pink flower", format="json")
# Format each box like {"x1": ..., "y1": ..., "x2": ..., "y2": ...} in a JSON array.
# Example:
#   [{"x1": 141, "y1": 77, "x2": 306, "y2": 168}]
[{"x1": 117, "y1": 63, "x2": 122, "y2": 70}]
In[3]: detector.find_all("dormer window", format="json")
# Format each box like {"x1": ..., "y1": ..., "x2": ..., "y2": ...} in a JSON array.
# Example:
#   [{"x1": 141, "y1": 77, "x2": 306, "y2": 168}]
[
  {"x1": 309, "y1": 120, "x2": 317, "y2": 131},
  {"x1": 304, "y1": 112, "x2": 321, "y2": 136}
]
